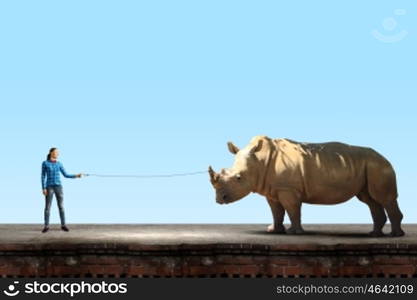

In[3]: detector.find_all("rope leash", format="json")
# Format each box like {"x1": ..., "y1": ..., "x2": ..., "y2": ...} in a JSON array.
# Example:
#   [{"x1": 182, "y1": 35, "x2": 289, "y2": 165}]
[{"x1": 84, "y1": 170, "x2": 208, "y2": 178}]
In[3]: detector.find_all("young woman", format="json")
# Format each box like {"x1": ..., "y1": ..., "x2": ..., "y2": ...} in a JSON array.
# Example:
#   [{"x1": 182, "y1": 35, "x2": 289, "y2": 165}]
[{"x1": 41, "y1": 148, "x2": 83, "y2": 233}]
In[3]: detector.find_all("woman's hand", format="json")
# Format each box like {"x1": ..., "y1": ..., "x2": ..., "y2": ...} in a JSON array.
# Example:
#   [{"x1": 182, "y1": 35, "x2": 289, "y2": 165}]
[
  {"x1": 76, "y1": 173, "x2": 83, "y2": 178},
  {"x1": 43, "y1": 189, "x2": 47, "y2": 196}
]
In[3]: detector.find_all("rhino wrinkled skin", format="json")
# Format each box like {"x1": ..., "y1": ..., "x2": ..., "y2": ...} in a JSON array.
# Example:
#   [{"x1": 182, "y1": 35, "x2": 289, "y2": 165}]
[{"x1": 209, "y1": 135, "x2": 404, "y2": 237}]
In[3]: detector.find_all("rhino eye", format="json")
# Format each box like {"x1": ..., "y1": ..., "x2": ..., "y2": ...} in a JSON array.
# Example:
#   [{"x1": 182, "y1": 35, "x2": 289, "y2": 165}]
[{"x1": 236, "y1": 174, "x2": 241, "y2": 180}]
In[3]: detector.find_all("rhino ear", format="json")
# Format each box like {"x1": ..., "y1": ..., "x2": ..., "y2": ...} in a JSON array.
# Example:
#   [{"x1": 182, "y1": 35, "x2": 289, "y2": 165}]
[
  {"x1": 249, "y1": 139, "x2": 263, "y2": 154},
  {"x1": 227, "y1": 141, "x2": 240, "y2": 154}
]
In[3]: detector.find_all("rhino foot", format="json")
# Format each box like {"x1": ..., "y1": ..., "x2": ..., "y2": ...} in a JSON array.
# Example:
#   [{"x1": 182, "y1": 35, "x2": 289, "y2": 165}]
[
  {"x1": 286, "y1": 226, "x2": 305, "y2": 235},
  {"x1": 267, "y1": 224, "x2": 286, "y2": 234},
  {"x1": 389, "y1": 229, "x2": 405, "y2": 237},
  {"x1": 368, "y1": 230, "x2": 385, "y2": 237}
]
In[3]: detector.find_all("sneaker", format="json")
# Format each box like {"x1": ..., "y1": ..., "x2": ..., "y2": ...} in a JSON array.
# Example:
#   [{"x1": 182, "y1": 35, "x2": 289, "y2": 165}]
[
  {"x1": 42, "y1": 226, "x2": 49, "y2": 233},
  {"x1": 61, "y1": 225, "x2": 69, "y2": 232}
]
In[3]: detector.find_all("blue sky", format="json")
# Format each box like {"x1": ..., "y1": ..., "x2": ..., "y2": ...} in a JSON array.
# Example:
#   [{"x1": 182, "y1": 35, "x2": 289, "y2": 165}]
[{"x1": 0, "y1": 1, "x2": 415, "y2": 224}]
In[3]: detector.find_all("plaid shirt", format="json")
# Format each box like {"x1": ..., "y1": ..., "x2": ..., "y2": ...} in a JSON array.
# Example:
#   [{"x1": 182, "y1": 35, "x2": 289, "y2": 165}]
[{"x1": 41, "y1": 160, "x2": 76, "y2": 189}]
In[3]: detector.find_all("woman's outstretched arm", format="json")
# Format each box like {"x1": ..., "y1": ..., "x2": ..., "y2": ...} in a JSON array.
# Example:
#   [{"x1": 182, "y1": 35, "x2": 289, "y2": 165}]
[
  {"x1": 59, "y1": 162, "x2": 82, "y2": 178},
  {"x1": 59, "y1": 162, "x2": 76, "y2": 178}
]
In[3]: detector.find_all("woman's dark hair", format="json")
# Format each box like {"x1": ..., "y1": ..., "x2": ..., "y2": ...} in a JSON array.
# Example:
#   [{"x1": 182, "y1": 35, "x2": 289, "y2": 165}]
[{"x1": 47, "y1": 148, "x2": 57, "y2": 161}]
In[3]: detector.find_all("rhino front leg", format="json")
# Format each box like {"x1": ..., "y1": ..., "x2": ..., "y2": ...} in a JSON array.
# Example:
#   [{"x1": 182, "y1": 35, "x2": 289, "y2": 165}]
[
  {"x1": 266, "y1": 197, "x2": 286, "y2": 234},
  {"x1": 278, "y1": 190, "x2": 305, "y2": 235}
]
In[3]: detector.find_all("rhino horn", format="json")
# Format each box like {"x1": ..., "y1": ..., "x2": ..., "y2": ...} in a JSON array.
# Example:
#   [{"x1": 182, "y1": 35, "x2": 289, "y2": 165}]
[{"x1": 208, "y1": 166, "x2": 219, "y2": 183}]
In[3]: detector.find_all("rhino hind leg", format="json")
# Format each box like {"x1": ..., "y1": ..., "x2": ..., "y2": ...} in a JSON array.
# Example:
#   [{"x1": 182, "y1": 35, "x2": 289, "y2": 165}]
[
  {"x1": 366, "y1": 191, "x2": 404, "y2": 237},
  {"x1": 366, "y1": 162, "x2": 404, "y2": 237},
  {"x1": 384, "y1": 200, "x2": 404, "y2": 237},
  {"x1": 357, "y1": 190, "x2": 387, "y2": 237},
  {"x1": 266, "y1": 197, "x2": 286, "y2": 234}
]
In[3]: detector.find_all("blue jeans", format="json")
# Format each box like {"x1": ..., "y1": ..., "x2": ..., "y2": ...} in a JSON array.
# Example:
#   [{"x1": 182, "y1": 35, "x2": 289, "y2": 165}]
[{"x1": 44, "y1": 185, "x2": 66, "y2": 226}]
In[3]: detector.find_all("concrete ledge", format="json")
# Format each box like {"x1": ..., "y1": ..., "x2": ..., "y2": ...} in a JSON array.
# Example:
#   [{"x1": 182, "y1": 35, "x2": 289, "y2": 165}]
[{"x1": 1, "y1": 224, "x2": 416, "y2": 278}]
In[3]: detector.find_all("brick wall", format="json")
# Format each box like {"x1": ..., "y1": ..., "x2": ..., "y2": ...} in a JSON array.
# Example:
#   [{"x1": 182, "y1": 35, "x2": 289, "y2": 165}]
[{"x1": 1, "y1": 244, "x2": 416, "y2": 278}]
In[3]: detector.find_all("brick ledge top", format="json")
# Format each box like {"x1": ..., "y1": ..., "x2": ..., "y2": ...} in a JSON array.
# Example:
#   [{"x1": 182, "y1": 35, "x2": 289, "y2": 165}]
[{"x1": 0, "y1": 224, "x2": 416, "y2": 254}]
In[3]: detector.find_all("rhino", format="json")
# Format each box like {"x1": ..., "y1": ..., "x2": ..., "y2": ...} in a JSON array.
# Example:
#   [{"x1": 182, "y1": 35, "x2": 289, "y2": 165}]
[{"x1": 209, "y1": 135, "x2": 404, "y2": 237}]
